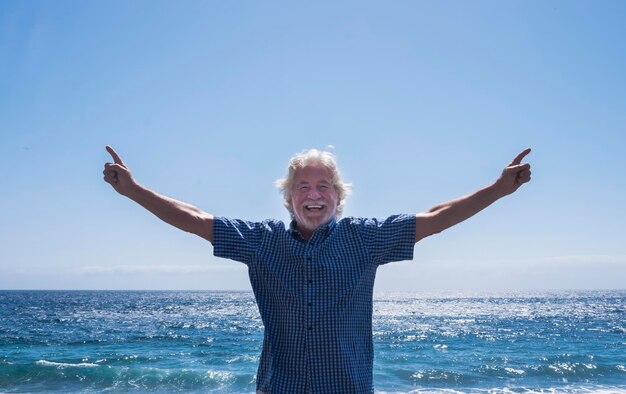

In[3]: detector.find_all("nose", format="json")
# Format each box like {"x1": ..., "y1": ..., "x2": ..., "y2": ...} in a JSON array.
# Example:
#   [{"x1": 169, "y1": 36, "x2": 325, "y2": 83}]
[{"x1": 307, "y1": 188, "x2": 322, "y2": 199}]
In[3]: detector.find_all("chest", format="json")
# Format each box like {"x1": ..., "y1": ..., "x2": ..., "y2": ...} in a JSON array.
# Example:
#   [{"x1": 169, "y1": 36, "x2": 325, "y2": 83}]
[{"x1": 250, "y1": 231, "x2": 376, "y2": 305}]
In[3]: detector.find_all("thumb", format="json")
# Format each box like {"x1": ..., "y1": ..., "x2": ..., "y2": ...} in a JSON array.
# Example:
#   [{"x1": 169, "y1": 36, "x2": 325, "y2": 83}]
[{"x1": 106, "y1": 145, "x2": 126, "y2": 167}]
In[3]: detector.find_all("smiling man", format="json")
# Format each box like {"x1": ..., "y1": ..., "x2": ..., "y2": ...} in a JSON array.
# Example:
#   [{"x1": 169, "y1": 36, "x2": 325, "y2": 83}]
[
  {"x1": 103, "y1": 146, "x2": 531, "y2": 394},
  {"x1": 276, "y1": 150, "x2": 347, "y2": 240},
  {"x1": 289, "y1": 165, "x2": 339, "y2": 238}
]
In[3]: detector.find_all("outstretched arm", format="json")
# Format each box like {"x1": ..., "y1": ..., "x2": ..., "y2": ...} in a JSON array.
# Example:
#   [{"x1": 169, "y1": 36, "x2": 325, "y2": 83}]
[
  {"x1": 414, "y1": 148, "x2": 532, "y2": 243},
  {"x1": 103, "y1": 146, "x2": 214, "y2": 243}
]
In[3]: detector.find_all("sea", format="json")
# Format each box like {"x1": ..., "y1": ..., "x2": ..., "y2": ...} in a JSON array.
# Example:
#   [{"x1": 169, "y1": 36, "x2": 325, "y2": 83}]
[{"x1": 0, "y1": 290, "x2": 624, "y2": 393}]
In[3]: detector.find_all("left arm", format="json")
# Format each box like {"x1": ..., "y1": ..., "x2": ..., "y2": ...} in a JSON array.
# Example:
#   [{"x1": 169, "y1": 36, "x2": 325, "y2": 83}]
[{"x1": 414, "y1": 148, "x2": 532, "y2": 243}]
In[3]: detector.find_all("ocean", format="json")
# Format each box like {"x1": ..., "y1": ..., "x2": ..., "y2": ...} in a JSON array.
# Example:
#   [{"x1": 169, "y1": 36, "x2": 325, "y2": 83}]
[{"x1": 0, "y1": 290, "x2": 624, "y2": 393}]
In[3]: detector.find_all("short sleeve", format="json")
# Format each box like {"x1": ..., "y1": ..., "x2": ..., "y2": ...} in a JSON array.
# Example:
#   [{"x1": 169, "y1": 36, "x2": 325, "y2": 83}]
[
  {"x1": 355, "y1": 214, "x2": 416, "y2": 266},
  {"x1": 212, "y1": 217, "x2": 268, "y2": 265}
]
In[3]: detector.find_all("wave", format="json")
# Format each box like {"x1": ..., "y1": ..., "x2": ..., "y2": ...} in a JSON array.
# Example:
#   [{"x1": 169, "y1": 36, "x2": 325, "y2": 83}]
[
  {"x1": 380, "y1": 361, "x2": 626, "y2": 383},
  {"x1": 36, "y1": 360, "x2": 100, "y2": 368},
  {"x1": 1, "y1": 360, "x2": 625, "y2": 393},
  {"x1": 377, "y1": 387, "x2": 626, "y2": 394},
  {"x1": 0, "y1": 361, "x2": 255, "y2": 392}
]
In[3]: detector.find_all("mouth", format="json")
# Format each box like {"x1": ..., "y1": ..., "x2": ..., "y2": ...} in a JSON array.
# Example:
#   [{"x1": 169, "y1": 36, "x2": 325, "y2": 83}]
[{"x1": 304, "y1": 204, "x2": 325, "y2": 211}]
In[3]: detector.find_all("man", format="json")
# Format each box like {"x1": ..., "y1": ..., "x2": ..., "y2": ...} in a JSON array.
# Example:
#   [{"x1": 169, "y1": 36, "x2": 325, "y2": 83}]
[{"x1": 103, "y1": 146, "x2": 531, "y2": 393}]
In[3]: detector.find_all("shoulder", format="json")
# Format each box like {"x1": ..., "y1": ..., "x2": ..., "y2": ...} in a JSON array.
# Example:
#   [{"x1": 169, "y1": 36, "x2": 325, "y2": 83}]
[
  {"x1": 338, "y1": 214, "x2": 415, "y2": 228},
  {"x1": 336, "y1": 215, "x2": 415, "y2": 243},
  {"x1": 214, "y1": 217, "x2": 288, "y2": 233}
]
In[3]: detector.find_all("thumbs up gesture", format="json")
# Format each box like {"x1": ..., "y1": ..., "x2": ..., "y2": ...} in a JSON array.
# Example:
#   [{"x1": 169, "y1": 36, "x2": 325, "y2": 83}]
[
  {"x1": 496, "y1": 148, "x2": 532, "y2": 196},
  {"x1": 103, "y1": 146, "x2": 136, "y2": 196}
]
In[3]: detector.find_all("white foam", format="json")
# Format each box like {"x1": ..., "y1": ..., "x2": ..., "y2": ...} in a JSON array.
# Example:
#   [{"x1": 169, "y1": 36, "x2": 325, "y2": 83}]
[
  {"x1": 36, "y1": 360, "x2": 99, "y2": 368},
  {"x1": 375, "y1": 387, "x2": 626, "y2": 394},
  {"x1": 504, "y1": 367, "x2": 526, "y2": 375}
]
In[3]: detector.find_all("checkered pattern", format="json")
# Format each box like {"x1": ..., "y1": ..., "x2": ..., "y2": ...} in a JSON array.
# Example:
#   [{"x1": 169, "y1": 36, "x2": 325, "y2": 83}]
[{"x1": 213, "y1": 214, "x2": 416, "y2": 393}]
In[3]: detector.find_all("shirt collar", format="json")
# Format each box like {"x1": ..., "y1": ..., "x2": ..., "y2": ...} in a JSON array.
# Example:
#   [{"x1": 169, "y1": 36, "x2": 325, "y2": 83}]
[{"x1": 289, "y1": 218, "x2": 337, "y2": 241}]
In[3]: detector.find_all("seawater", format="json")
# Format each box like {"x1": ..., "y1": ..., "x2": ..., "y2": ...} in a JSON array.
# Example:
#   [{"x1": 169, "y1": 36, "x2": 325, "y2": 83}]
[{"x1": 0, "y1": 290, "x2": 624, "y2": 393}]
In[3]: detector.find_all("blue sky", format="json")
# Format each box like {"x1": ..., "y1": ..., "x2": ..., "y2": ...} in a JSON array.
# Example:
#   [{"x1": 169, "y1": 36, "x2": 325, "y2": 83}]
[{"x1": 1, "y1": 0, "x2": 625, "y2": 291}]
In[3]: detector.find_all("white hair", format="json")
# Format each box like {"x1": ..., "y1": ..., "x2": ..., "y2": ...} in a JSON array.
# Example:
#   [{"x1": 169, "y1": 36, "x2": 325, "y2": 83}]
[{"x1": 275, "y1": 148, "x2": 352, "y2": 218}]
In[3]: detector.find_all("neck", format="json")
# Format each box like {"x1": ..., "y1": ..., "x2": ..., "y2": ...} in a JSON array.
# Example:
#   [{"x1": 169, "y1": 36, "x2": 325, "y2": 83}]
[
  {"x1": 292, "y1": 217, "x2": 336, "y2": 240},
  {"x1": 295, "y1": 223, "x2": 316, "y2": 240}
]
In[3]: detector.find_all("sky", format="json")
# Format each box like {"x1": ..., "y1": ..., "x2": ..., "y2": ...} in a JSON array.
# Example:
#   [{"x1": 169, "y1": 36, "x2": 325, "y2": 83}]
[{"x1": 1, "y1": 0, "x2": 625, "y2": 292}]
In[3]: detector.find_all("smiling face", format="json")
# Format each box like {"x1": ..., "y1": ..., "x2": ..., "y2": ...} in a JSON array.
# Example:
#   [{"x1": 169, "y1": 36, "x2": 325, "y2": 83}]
[{"x1": 290, "y1": 164, "x2": 339, "y2": 239}]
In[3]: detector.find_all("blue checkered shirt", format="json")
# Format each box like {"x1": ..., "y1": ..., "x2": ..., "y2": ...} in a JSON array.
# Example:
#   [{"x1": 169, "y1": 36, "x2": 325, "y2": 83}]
[{"x1": 213, "y1": 214, "x2": 416, "y2": 393}]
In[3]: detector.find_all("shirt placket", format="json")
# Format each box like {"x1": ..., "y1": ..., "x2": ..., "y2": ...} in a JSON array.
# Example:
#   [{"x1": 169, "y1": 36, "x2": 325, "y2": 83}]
[{"x1": 304, "y1": 237, "x2": 319, "y2": 394}]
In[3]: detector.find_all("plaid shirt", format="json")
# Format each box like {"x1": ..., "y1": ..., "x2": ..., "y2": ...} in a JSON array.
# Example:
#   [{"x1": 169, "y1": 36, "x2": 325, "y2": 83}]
[{"x1": 213, "y1": 214, "x2": 416, "y2": 393}]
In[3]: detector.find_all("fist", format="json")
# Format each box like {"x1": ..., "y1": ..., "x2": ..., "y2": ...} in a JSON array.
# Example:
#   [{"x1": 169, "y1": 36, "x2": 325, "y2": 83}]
[
  {"x1": 498, "y1": 148, "x2": 532, "y2": 195},
  {"x1": 103, "y1": 146, "x2": 135, "y2": 196}
]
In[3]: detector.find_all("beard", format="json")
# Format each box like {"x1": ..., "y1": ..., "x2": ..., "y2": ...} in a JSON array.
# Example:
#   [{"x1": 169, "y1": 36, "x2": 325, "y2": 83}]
[{"x1": 293, "y1": 205, "x2": 337, "y2": 235}]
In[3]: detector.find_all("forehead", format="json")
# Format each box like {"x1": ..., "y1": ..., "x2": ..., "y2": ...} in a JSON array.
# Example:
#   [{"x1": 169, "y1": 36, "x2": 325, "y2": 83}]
[{"x1": 293, "y1": 165, "x2": 333, "y2": 183}]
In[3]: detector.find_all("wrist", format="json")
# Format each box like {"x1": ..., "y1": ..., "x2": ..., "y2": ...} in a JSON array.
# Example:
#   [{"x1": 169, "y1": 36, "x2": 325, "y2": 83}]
[
  {"x1": 124, "y1": 181, "x2": 145, "y2": 200},
  {"x1": 491, "y1": 177, "x2": 511, "y2": 198}
]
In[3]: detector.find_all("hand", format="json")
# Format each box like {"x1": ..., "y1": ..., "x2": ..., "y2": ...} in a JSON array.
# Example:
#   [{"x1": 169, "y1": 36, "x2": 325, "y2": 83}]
[
  {"x1": 103, "y1": 146, "x2": 136, "y2": 196},
  {"x1": 497, "y1": 148, "x2": 532, "y2": 196}
]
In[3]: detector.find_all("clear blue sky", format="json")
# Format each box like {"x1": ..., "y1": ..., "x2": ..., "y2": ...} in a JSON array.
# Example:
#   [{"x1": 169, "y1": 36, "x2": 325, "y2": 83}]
[{"x1": 1, "y1": 0, "x2": 625, "y2": 291}]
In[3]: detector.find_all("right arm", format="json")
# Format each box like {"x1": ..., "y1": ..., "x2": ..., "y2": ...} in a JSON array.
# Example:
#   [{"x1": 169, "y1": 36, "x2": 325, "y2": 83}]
[{"x1": 102, "y1": 146, "x2": 214, "y2": 243}]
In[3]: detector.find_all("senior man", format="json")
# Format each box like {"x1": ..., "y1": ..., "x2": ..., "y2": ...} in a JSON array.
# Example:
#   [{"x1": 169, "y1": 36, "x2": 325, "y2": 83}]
[{"x1": 103, "y1": 146, "x2": 531, "y2": 393}]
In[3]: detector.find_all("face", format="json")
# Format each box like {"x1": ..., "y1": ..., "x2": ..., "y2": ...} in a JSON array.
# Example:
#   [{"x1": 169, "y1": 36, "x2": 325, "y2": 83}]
[{"x1": 290, "y1": 164, "x2": 339, "y2": 238}]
